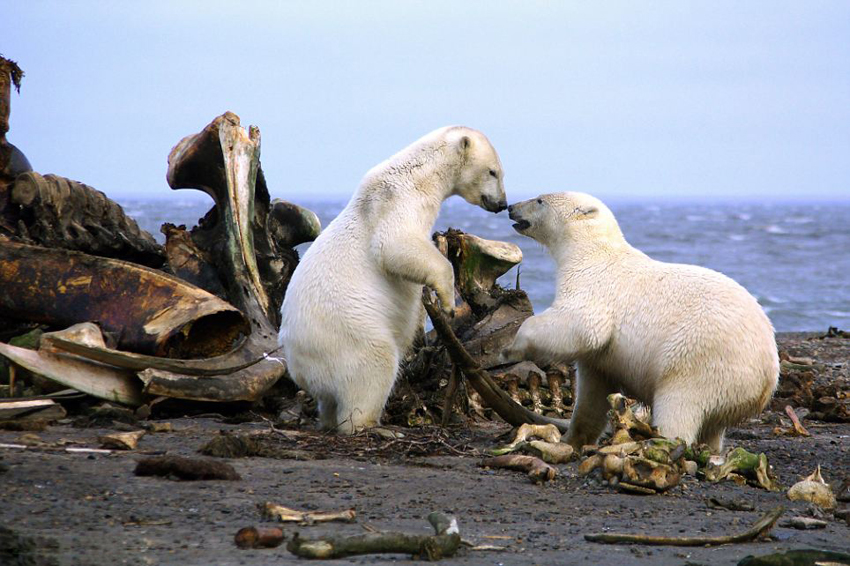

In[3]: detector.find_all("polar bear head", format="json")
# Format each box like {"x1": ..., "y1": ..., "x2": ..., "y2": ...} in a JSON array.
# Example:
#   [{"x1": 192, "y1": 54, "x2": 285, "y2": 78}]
[
  {"x1": 449, "y1": 128, "x2": 507, "y2": 213},
  {"x1": 508, "y1": 191, "x2": 624, "y2": 250}
]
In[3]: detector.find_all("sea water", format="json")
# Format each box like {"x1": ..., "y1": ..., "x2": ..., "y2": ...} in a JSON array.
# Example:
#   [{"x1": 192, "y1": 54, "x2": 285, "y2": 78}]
[{"x1": 120, "y1": 196, "x2": 850, "y2": 333}]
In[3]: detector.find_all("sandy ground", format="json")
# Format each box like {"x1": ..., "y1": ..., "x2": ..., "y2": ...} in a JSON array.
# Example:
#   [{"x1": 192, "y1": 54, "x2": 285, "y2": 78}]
[{"x1": 1, "y1": 333, "x2": 848, "y2": 566}]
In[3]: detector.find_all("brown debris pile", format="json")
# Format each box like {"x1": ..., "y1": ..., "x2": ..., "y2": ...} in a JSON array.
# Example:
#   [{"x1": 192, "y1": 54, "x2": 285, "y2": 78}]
[
  {"x1": 577, "y1": 393, "x2": 781, "y2": 495},
  {"x1": 389, "y1": 229, "x2": 572, "y2": 428},
  {"x1": 200, "y1": 426, "x2": 481, "y2": 463},
  {"x1": 772, "y1": 343, "x2": 850, "y2": 423}
]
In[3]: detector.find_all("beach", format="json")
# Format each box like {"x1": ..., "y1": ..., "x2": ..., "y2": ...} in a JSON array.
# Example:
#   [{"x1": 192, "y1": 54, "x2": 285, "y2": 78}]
[{"x1": 1, "y1": 331, "x2": 847, "y2": 566}]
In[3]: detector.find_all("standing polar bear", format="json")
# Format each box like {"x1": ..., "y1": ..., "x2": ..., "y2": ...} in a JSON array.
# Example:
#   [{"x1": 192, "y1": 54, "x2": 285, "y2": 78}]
[
  {"x1": 505, "y1": 192, "x2": 778, "y2": 452},
  {"x1": 280, "y1": 126, "x2": 506, "y2": 433}
]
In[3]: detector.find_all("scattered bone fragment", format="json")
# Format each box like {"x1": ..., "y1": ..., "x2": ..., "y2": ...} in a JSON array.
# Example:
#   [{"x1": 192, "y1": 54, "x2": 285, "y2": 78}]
[
  {"x1": 287, "y1": 511, "x2": 460, "y2": 560},
  {"x1": 787, "y1": 466, "x2": 837, "y2": 509},
  {"x1": 98, "y1": 430, "x2": 145, "y2": 450},
  {"x1": 145, "y1": 422, "x2": 172, "y2": 433},
  {"x1": 480, "y1": 454, "x2": 557, "y2": 483},
  {"x1": 772, "y1": 405, "x2": 810, "y2": 437},
  {"x1": 607, "y1": 393, "x2": 658, "y2": 441},
  {"x1": 705, "y1": 447, "x2": 781, "y2": 492},
  {"x1": 235, "y1": 526, "x2": 285, "y2": 549},
  {"x1": 507, "y1": 423, "x2": 561, "y2": 448},
  {"x1": 261, "y1": 503, "x2": 356, "y2": 525},
  {"x1": 526, "y1": 440, "x2": 573, "y2": 464}
]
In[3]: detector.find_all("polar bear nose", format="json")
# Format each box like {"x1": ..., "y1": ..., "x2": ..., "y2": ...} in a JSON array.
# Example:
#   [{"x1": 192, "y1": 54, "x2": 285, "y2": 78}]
[{"x1": 507, "y1": 204, "x2": 514, "y2": 213}]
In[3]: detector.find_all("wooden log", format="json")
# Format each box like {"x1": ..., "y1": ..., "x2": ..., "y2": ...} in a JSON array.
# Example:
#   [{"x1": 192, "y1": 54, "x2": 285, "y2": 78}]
[
  {"x1": 422, "y1": 289, "x2": 570, "y2": 433},
  {"x1": 585, "y1": 506, "x2": 784, "y2": 546},
  {"x1": 287, "y1": 512, "x2": 460, "y2": 560},
  {"x1": 0, "y1": 241, "x2": 248, "y2": 357}
]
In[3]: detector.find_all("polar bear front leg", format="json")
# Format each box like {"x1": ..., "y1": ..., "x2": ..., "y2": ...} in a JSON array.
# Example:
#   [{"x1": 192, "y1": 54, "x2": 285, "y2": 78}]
[
  {"x1": 565, "y1": 363, "x2": 615, "y2": 449},
  {"x1": 378, "y1": 237, "x2": 456, "y2": 316},
  {"x1": 501, "y1": 312, "x2": 589, "y2": 366}
]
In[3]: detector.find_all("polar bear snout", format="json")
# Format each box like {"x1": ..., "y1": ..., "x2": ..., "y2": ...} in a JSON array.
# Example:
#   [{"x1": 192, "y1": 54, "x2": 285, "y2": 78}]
[
  {"x1": 508, "y1": 205, "x2": 531, "y2": 232},
  {"x1": 481, "y1": 194, "x2": 508, "y2": 213}
]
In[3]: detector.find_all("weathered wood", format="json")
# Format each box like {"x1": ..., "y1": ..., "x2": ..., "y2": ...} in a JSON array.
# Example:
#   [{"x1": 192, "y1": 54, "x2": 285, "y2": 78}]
[
  {"x1": 585, "y1": 506, "x2": 784, "y2": 546},
  {"x1": 0, "y1": 241, "x2": 248, "y2": 357},
  {"x1": 422, "y1": 289, "x2": 570, "y2": 433},
  {"x1": 287, "y1": 512, "x2": 461, "y2": 560}
]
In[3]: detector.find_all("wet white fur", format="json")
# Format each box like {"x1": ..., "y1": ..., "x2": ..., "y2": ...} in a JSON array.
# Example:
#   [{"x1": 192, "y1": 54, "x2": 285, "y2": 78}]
[
  {"x1": 280, "y1": 126, "x2": 506, "y2": 433},
  {"x1": 505, "y1": 192, "x2": 778, "y2": 452}
]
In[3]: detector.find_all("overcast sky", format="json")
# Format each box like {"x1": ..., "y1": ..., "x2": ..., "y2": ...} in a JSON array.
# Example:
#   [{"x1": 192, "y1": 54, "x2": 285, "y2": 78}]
[{"x1": 3, "y1": 1, "x2": 849, "y2": 202}]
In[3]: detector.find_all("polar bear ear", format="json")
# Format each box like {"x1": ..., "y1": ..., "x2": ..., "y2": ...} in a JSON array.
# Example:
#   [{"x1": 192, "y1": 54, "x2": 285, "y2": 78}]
[
  {"x1": 459, "y1": 136, "x2": 471, "y2": 151},
  {"x1": 577, "y1": 206, "x2": 599, "y2": 218}
]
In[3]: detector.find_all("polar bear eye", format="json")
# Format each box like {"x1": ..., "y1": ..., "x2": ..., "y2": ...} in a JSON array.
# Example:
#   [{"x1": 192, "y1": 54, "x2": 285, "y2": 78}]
[
  {"x1": 536, "y1": 198, "x2": 543, "y2": 204},
  {"x1": 489, "y1": 169, "x2": 498, "y2": 178}
]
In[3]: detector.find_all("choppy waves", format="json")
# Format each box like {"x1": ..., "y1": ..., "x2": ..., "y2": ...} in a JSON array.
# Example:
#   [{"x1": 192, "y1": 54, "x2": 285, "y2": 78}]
[{"x1": 120, "y1": 196, "x2": 850, "y2": 332}]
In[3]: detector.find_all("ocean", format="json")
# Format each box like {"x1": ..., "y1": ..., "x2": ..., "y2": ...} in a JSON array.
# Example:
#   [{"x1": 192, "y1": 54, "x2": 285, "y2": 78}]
[{"x1": 120, "y1": 196, "x2": 850, "y2": 333}]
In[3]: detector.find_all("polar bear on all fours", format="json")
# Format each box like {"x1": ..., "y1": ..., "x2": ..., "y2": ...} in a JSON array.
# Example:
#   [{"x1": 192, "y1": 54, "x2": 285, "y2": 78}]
[
  {"x1": 505, "y1": 192, "x2": 779, "y2": 452},
  {"x1": 280, "y1": 126, "x2": 507, "y2": 433}
]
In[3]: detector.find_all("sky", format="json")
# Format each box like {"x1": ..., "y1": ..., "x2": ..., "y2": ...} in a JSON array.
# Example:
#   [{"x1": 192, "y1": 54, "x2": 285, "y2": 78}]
[{"x1": 3, "y1": 1, "x2": 849, "y2": 203}]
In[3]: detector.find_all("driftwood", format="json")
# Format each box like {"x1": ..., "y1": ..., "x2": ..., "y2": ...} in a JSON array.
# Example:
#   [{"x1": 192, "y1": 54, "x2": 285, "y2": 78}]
[
  {"x1": 422, "y1": 289, "x2": 570, "y2": 432},
  {"x1": 585, "y1": 506, "x2": 784, "y2": 546},
  {"x1": 287, "y1": 512, "x2": 461, "y2": 560}
]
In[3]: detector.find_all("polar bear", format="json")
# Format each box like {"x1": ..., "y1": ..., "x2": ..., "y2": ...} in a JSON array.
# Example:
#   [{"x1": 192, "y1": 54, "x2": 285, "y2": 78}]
[
  {"x1": 504, "y1": 192, "x2": 778, "y2": 452},
  {"x1": 280, "y1": 126, "x2": 506, "y2": 433}
]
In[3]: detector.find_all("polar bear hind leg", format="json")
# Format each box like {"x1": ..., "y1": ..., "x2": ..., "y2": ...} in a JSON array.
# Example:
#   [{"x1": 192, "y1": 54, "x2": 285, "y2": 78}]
[
  {"x1": 332, "y1": 346, "x2": 399, "y2": 434},
  {"x1": 651, "y1": 383, "x2": 705, "y2": 447},
  {"x1": 565, "y1": 364, "x2": 616, "y2": 449}
]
